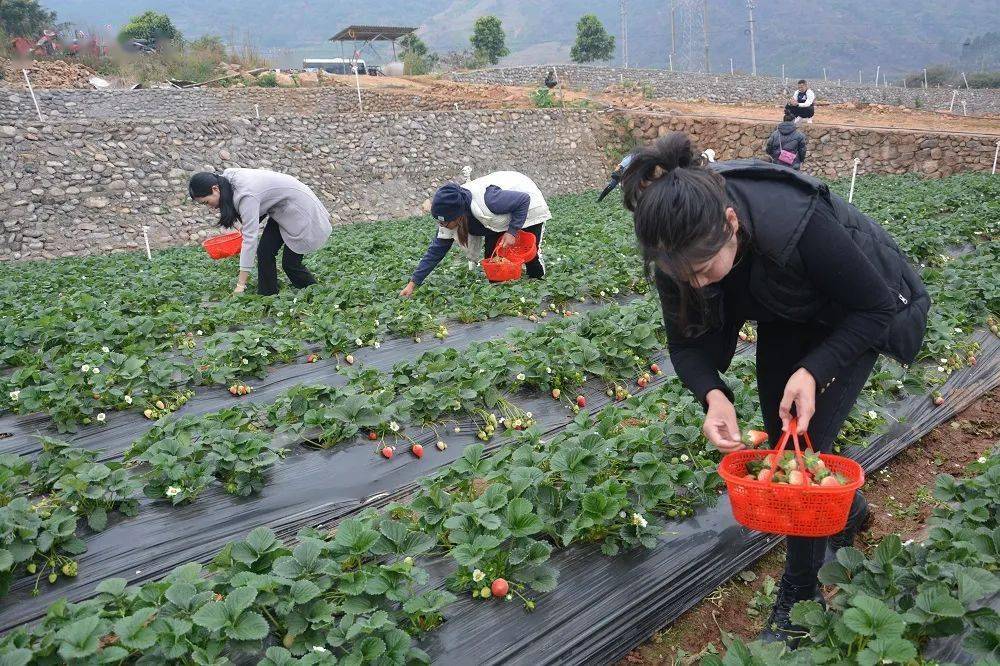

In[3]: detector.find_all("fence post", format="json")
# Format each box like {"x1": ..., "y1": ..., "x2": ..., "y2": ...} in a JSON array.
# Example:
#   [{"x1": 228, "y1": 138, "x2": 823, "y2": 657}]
[
  {"x1": 848, "y1": 158, "x2": 861, "y2": 204},
  {"x1": 22, "y1": 69, "x2": 43, "y2": 122},
  {"x1": 992, "y1": 140, "x2": 999, "y2": 175},
  {"x1": 949, "y1": 90, "x2": 957, "y2": 113},
  {"x1": 141, "y1": 226, "x2": 152, "y2": 261}
]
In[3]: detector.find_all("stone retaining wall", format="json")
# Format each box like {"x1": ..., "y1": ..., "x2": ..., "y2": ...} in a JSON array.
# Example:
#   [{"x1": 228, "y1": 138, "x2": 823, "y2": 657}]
[
  {"x1": 619, "y1": 111, "x2": 998, "y2": 181},
  {"x1": 0, "y1": 86, "x2": 513, "y2": 122},
  {"x1": 0, "y1": 109, "x2": 605, "y2": 260},
  {"x1": 452, "y1": 65, "x2": 1000, "y2": 115}
]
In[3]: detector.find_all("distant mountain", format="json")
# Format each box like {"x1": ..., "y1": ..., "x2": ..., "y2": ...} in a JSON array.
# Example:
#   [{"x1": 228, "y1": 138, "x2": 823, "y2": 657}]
[{"x1": 44, "y1": 0, "x2": 999, "y2": 79}]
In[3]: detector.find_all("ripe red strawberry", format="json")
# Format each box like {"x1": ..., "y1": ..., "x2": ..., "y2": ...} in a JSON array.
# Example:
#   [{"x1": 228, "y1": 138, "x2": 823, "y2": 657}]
[
  {"x1": 491, "y1": 578, "x2": 509, "y2": 597},
  {"x1": 576, "y1": 395, "x2": 586, "y2": 408},
  {"x1": 637, "y1": 377, "x2": 648, "y2": 388},
  {"x1": 368, "y1": 432, "x2": 378, "y2": 441},
  {"x1": 411, "y1": 444, "x2": 424, "y2": 458},
  {"x1": 381, "y1": 446, "x2": 393, "y2": 459},
  {"x1": 742, "y1": 430, "x2": 769, "y2": 448},
  {"x1": 650, "y1": 363, "x2": 661, "y2": 374}
]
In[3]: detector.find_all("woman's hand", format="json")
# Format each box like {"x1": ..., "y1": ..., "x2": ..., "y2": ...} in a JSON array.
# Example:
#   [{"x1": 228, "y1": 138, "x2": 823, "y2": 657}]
[
  {"x1": 399, "y1": 281, "x2": 416, "y2": 298},
  {"x1": 233, "y1": 283, "x2": 246, "y2": 295},
  {"x1": 499, "y1": 232, "x2": 517, "y2": 248},
  {"x1": 779, "y1": 368, "x2": 816, "y2": 434},
  {"x1": 703, "y1": 389, "x2": 744, "y2": 453}
]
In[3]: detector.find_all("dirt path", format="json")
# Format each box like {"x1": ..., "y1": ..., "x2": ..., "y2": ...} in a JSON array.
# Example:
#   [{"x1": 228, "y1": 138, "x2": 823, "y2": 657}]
[
  {"x1": 619, "y1": 387, "x2": 1000, "y2": 665},
  {"x1": 349, "y1": 74, "x2": 1000, "y2": 136}
]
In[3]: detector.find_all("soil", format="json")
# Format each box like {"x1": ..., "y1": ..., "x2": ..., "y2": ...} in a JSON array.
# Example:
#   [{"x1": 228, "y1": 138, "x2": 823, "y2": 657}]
[
  {"x1": 619, "y1": 387, "x2": 1000, "y2": 665},
  {"x1": 0, "y1": 56, "x2": 97, "y2": 89},
  {"x1": 355, "y1": 75, "x2": 1000, "y2": 137}
]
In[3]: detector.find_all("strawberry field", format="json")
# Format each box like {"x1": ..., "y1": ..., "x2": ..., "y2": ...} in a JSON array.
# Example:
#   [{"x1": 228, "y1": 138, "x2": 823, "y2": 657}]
[{"x1": 0, "y1": 172, "x2": 998, "y2": 664}]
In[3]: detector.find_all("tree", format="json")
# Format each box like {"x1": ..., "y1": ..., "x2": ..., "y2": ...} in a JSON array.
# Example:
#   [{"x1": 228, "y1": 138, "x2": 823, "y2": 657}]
[
  {"x1": 470, "y1": 15, "x2": 509, "y2": 66},
  {"x1": 399, "y1": 33, "x2": 438, "y2": 74},
  {"x1": 0, "y1": 0, "x2": 56, "y2": 38},
  {"x1": 117, "y1": 11, "x2": 181, "y2": 45},
  {"x1": 399, "y1": 33, "x2": 429, "y2": 58},
  {"x1": 570, "y1": 14, "x2": 615, "y2": 63}
]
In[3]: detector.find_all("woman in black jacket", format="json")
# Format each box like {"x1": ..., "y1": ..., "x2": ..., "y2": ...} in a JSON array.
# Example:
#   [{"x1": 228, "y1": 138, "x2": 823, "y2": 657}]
[{"x1": 621, "y1": 133, "x2": 929, "y2": 645}]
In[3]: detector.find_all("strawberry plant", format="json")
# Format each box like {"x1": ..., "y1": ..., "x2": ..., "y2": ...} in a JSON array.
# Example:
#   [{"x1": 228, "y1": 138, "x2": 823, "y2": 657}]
[{"x1": 267, "y1": 384, "x2": 398, "y2": 449}]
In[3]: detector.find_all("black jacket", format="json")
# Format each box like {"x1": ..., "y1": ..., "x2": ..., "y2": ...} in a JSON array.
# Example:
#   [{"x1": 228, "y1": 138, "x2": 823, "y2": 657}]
[
  {"x1": 765, "y1": 121, "x2": 807, "y2": 169},
  {"x1": 656, "y1": 160, "x2": 929, "y2": 402}
]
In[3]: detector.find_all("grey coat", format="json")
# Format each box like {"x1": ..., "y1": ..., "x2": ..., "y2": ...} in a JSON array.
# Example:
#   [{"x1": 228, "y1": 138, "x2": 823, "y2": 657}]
[{"x1": 223, "y1": 168, "x2": 333, "y2": 271}]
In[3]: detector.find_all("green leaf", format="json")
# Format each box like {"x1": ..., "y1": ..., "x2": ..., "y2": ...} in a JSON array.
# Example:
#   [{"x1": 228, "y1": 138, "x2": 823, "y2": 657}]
[
  {"x1": 114, "y1": 607, "x2": 158, "y2": 650},
  {"x1": 192, "y1": 601, "x2": 230, "y2": 632},
  {"x1": 872, "y1": 534, "x2": 903, "y2": 567},
  {"x1": 843, "y1": 594, "x2": 905, "y2": 638},
  {"x1": 87, "y1": 507, "x2": 108, "y2": 532},
  {"x1": 165, "y1": 582, "x2": 197, "y2": 609},
  {"x1": 290, "y1": 579, "x2": 321, "y2": 605},
  {"x1": 95, "y1": 578, "x2": 128, "y2": 596},
  {"x1": 506, "y1": 498, "x2": 543, "y2": 537},
  {"x1": 0, "y1": 550, "x2": 12, "y2": 573},
  {"x1": 0, "y1": 649, "x2": 34, "y2": 666},
  {"x1": 916, "y1": 584, "x2": 967, "y2": 618},
  {"x1": 225, "y1": 586, "x2": 258, "y2": 616},
  {"x1": 857, "y1": 637, "x2": 917, "y2": 666},
  {"x1": 55, "y1": 615, "x2": 101, "y2": 658},
  {"x1": 334, "y1": 519, "x2": 380, "y2": 555},
  {"x1": 227, "y1": 610, "x2": 269, "y2": 641}
]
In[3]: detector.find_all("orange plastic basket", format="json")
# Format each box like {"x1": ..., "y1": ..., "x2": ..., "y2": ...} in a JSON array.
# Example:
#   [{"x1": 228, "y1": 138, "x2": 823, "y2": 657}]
[
  {"x1": 496, "y1": 230, "x2": 538, "y2": 264},
  {"x1": 202, "y1": 232, "x2": 242, "y2": 260},
  {"x1": 718, "y1": 419, "x2": 864, "y2": 537},
  {"x1": 481, "y1": 245, "x2": 523, "y2": 282}
]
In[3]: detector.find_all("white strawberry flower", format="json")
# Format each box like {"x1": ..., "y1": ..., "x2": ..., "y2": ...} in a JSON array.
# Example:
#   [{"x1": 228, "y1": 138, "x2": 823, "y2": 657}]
[
  {"x1": 978, "y1": 456, "x2": 988, "y2": 464},
  {"x1": 196, "y1": 330, "x2": 203, "y2": 336},
  {"x1": 520, "y1": 297, "x2": 526, "y2": 303},
  {"x1": 355, "y1": 338, "x2": 363, "y2": 346},
  {"x1": 516, "y1": 373, "x2": 526, "y2": 381},
  {"x1": 937, "y1": 366, "x2": 945, "y2": 372},
  {"x1": 81, "y1": 364, "x2": 90, "y2": 373},
  {"x1": 472, "y1": 569, "x2": 485, "y2": 582},
  {"x1": 454, "y1": 426, "x2": 461, "y2": 433},
  {"x1": 70, "y1": 505, "x2": 78, "y2": 513},
  {"x1": 96, "y1": 413, "x2": 106, "y2": 422},
  {"x1": 631, "y1": 513, "x2": 648, "y2": 528},
  {"x1": 680, "y1": 454, "x2": 689, "y2": 462},
  {"x1": 867, "y1": 410, "x2": 878, "y2": 419},
  {"x1": 8, "y1": 390, "x2": 19, "y2": 400},
  {"x1": 619, "y1": 511, "x2": 627, "y2": 519},
  {"x1": 389, "y1": 421, "x2": 400, "y2": 432},
  {"x1": 101, "y1": 346, "x2": 110, "y2": 353},
  {"x1": 165, "y1": 486, "x2": 181, "y2": 497},
  {"x1": 546, "y1": 367, "x2": 552, "y2": 374},
  {"x1": 312, "y1": 646, "x2": 329, "y2": 653},
  {"x1": 525, "y1": 411, "x2": 532, "y2": 419},
  {"x1": 92, "y1": 367, "x2": 100, "y2": 374},
  {"x1": 242, "y1": 358, "x2": 249, "y2": 365},
  {"x1": 373, "y1": 341, "x2": 381, "y2": 349},
  {"x1": 124, "y1": 395, "x2": 133, "y2": 405}
]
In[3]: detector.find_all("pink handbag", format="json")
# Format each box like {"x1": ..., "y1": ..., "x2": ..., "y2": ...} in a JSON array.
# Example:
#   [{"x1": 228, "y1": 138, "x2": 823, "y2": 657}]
[{"x1": 777, "y1": 135, "x2": 797, "y2": 166}]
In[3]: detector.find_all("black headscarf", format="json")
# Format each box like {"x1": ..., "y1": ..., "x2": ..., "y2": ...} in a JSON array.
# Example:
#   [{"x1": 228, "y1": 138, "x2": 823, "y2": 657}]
[{"x1": 188, "y1": 172, "x2": 241, "y2": 228}]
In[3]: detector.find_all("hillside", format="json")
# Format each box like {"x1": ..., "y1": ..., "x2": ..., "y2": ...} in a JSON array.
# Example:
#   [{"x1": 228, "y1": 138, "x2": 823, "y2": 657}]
[{"x1": 44, "y1": 0, "x2": 999, "y2": 78}]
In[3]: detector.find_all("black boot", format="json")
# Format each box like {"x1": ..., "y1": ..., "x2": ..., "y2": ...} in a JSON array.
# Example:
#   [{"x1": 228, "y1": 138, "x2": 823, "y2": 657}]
[
  {"x1": 757, "y1": 577, "x2": 814, "y2": 646},
  {"x1": 824, "y1": 491, "x2": 871, "y2": 566}
]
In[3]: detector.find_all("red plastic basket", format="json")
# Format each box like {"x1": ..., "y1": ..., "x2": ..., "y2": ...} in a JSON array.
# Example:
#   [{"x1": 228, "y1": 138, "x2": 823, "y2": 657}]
[
  {"x1": 481, "y1": 244, "x2": 523, "y2": 282},
  {"x1": 718, "y1": 419, "x2": 864, "y2": 537},
  {"x1": 496, "y1": 230, "x2": 538, "y2": 264},
  {"x1": 202, "y1": 232, "x2": 242, "y2": 260}
]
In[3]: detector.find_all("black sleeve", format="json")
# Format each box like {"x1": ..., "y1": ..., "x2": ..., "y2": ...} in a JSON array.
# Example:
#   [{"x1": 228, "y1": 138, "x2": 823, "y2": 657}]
[
  {"x1": 795, "y1": 199, "x2": 896, "y2": 388},
  {"x1": 656, "y1": 272, "x2": 740, "y2": 410},
  {"x1": 797, "y1": 133, "x2": 807, "y2": 162},
  {"x1": 765, "y1": 132, "x2": 776, "y2": 157}
]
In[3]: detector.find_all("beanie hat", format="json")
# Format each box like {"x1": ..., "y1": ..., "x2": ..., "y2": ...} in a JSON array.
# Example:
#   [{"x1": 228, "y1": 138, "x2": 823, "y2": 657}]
[{"x1": 430, "y1": 183, "x2": 471, "y2": 223}]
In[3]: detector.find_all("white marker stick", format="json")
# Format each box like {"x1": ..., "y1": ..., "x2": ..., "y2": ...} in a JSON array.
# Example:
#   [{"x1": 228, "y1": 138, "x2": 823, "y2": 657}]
[
  {"x1": 22, "y1": 69, "x2": 42, "y2": 121},
  {"x1": 848, "y1": 158, "x2": 861, "y2": 204}
]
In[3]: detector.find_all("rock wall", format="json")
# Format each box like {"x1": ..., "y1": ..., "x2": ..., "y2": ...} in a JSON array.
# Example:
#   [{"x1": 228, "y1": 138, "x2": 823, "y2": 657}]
[
  {"x1": 620, "y1": 111, "x2": 999, "y2": 181},
  {"x1": 451, "y1": 65, "x2": 1000, "y2": 115},
  {"x1": 0, "y1": 86, "x2": 515, "y2": 122},
  {"x1": 0, "y1": 110, "x2": 606, "y2": 261}
]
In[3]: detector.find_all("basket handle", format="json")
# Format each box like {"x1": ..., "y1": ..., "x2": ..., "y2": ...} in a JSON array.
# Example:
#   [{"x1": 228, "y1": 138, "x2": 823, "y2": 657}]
[{"x1": 766, "y1": 417, "x2": 814, "y2": 479}]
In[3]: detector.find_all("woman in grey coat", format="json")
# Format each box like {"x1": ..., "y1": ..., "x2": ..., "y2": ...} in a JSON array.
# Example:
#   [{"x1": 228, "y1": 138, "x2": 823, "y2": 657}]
[{"x1": 189, "y1": 169, "x2": 332, "y2": 295}]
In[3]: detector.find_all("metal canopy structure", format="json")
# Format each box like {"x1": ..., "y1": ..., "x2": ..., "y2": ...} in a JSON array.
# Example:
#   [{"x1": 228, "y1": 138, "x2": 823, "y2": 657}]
[
  {"x1": 328, "y1": 25, "x2": 416, "y2": 64},
  {"x1": 328, "y1": 25, "x2": 415, "y2": 43}
]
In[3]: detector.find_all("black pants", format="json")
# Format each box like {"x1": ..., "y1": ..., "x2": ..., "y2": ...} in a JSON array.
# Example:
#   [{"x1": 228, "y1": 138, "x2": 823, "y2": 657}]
[
  {"x1": 482, "y1": 224, "x2": 546, "y2": 280},
  {"x1": 784, "y1": 103, "x2": 815, "y2": 119},
  {"x1": 755, "y1": 320, "x2": 876, "y2": 592},
  {"x1": 256, "y1": 219, "x2": 317, "y2": 296}
]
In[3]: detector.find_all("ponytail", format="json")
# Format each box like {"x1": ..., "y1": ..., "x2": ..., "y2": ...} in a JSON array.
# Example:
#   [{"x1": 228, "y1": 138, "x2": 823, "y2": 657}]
[
  {"x1": 621, "y1": 132, "x2": 739, "y2": 333},
  {"x1": 188, "y1": 172, "x2": 242, "y2": 228}
]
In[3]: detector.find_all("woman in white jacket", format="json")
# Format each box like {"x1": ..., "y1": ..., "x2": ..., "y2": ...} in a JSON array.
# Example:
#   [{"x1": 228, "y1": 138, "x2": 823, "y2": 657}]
[
  {"x1": 189, "y1": 169, "x2": 332, "y2": 295},
  {"x1": 400, "y1": 171, "x2": 551, "y2": 297}
]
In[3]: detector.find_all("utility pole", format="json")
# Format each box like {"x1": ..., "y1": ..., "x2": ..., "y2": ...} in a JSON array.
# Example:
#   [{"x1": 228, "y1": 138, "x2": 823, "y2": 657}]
[
  {"x1": 702, "y1": 0, "x2": 710, "y2": 73},
  {"x1": 669, "y1": 0, "x2": 677, "y2": 71},
  {"x1": 620, "y1": 0, "x2": 629, "y2": 68},
  {"x1": 746, "y1": 0, "x2": 757, "y2": 76}
]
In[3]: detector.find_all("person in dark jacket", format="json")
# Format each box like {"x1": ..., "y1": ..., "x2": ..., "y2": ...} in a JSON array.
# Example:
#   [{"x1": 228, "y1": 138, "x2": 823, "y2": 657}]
[
  {"x1": 765, "y1": 111, "x2": 808, "y2": 169},
  {"x1": 621, "y1": 132, "x2": 928, "y2": 646},
  {"x1": 400, "y1": 171, "x2": 551, "y2": 297}
]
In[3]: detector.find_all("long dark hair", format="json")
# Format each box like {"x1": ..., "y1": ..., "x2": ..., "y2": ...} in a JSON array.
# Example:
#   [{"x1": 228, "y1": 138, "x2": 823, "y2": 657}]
[
  {"x1": 188, "y1": 172, "x2": 241, "y2": 228},
  {"x1": 621, "y1": 132, "x2": 740, "y2": 332}
]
